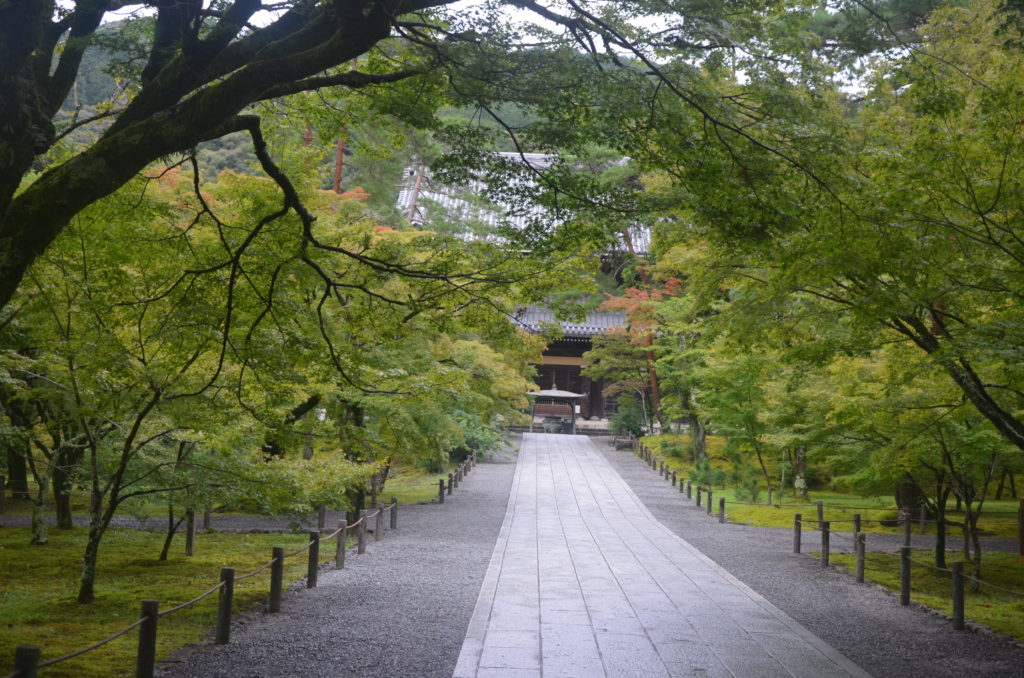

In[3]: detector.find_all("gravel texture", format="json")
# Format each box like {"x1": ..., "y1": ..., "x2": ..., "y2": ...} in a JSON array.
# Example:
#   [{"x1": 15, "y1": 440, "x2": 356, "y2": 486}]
[
  {"x1": 598, "y1": 440, "x2": 1024, "y2": 678},
  {"x1": 156, "y1": 454, "x2": 518, "y2": 678},
  {"x1": 115, "y1": 431, "x2": 1024, "y2": 678}
]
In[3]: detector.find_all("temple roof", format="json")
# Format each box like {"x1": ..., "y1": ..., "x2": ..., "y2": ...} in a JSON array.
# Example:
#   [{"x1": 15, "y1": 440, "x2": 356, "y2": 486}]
[
  {"x1": 395, "y1": 152, "x2": 650, "y2": 254},
  {"x1": 526, "y1": 388, "x2": 585, "y2": 399},
  {"x1": 513, "y1": 304, "x2": 626, "y2": 339}
]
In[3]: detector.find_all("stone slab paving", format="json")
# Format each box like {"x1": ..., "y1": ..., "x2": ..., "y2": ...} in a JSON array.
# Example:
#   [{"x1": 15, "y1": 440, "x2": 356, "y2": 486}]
[{"x1": 453, "y1": 433, "x2": 870, "y2": 678}]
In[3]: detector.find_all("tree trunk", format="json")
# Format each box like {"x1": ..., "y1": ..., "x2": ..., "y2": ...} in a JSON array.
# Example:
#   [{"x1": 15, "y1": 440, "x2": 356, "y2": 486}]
[
  {"x1": 28, "y1": 452, "x2": 57, "y2": 545},
  {"x1": 30, "y1": 497, "x2": 48, "y2": 545},
  {"x1": 51, "y1": 455, "x2": 75, "y2": 530},
  {"x1": 753, "y1": 443, "x2": 773, "y2": 497},
  {"x1": 895, "y1": 476, "x2": 924, "y2": 512},
  {"x1": 645, "y1": 346, "x2": 663, "y2": 430},
  {"x1": 969, "y1": 509, "x2": 983, "y2": 590},
  {"x1": 346, "y1": 488, "x2": 365, "y2": 524},
  {"x1": 78, "y1": 483, "x2": 121, "y2": 603},
  {"x1": 77, "y1": 520, "x2": 105, "y2": 603},
  {"x1": 893, "y1": 315, "x2": 1024, "y2": 454},
  {"x1": 185, "y1": 509, "x2": 195, "y2": 556},
  {"x1": 159, "y1": 503, "x2": 184, "y2": 561},
  {"x1": 793, "y1": 447, "x2": 809, "y2": 501},
  {"x1": 688, "y1": 414, "x2": 707, "y2": 463},
  {"x1": 934, "y1": 483, "x2": 950, "y2": 570},
  {"x1": 5, "y1": 445, "x2": 29, "y2": 499}
]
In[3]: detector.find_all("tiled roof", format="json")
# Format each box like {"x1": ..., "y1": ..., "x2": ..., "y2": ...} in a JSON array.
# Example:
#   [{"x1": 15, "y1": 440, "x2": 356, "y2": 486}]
[
  {"x1": 395, "y1": 153, "x2": 552, "y2": 239},
  {"x1": 395, "y1": 152, "x2": 650, "y2": 254},
  {"x1": 513, "y1": 304, "x2": 626, "y2": 338}
]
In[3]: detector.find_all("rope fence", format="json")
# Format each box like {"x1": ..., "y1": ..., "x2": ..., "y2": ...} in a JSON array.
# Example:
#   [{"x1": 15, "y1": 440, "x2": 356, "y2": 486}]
[
  {"x1": 635, "y1": 441, "x2": 1024, "y2": 636},
  {"x1": 5, "y1": 452, "x2": 477, "y2": 678},
  {"x1": 34, "y1": 617, "x2": 149, "y2": 669}
]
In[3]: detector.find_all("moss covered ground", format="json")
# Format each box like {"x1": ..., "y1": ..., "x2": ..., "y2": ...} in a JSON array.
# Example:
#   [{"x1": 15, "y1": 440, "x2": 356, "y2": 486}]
[
  {"x1": 828, "y1": 550, "x2": 1024, "y2": 642},
  {"x1": 0, "y1": 525, "x2": 344, "y2": 676}
]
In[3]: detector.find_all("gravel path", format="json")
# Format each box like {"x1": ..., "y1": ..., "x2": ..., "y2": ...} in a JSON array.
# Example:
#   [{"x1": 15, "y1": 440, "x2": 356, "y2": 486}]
[
  {"x1": 141, "y1": 433, "x2": 1024, "y2": 678},
  {"x1": 599, "y1": 440, "x2": 1024, "y2": 678},
  {"x1": 156, "y1": 455, "x2": 518, "y2": 678}
]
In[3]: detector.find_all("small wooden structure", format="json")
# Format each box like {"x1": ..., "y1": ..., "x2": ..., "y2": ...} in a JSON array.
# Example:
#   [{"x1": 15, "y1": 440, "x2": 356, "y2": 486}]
[{"x1": 527, "y1": 389, "x2": 585, "y2": 435}]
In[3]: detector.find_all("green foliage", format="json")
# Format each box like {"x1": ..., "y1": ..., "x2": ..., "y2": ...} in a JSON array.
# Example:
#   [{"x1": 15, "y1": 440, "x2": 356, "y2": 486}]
[
  {"x1": 661, "y1": 440, "x2": 689, "y2": 459},
  {"x1": 0, "y1": 131, "x2": 553, "y2": 598},
  {"x1": 690, "y1": 459, "x2": 712, "y2": 487},
  {"x1": 610, "y1": 392, "x2": 647, "y2": 438},
  {"x1": 624, "y1": 0, "x2": 1024, "y2": 575}
]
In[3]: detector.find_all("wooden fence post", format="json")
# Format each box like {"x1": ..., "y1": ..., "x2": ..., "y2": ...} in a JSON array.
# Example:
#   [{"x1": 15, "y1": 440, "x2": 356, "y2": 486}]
[
  {"x1": 336, "y1": 521, "x2": 348, "y2": 569},
  {"x1": 447, "y1": 473, "x2": 453, "y2": 495},
  {"x1": 853, "y1": 513, "x2": 861, "y2": 534},
  {"x1": 718, "y1": 497, "x2": 725, "y2": 524},
  {"x1": 671, "y1": 471, "x2": 677, "y2": 487},
  {"x1": 816, "y1": 501, "x2": 824, "y2": 530},
  {"x1": 900, "y1": 546, "x2": 911, "y2": 605},
  {"x1": 269, "y1": 547, "x2": 283, "y2": 612},
  {"x1": 951, "y1": 561, "x2": 965, "y2": 630},
  {"x1": 317, "y1": 504, "x2": 327, "y2": 531},
  {"x1": 216, "y1": 568, "x2": 234, "y2": 644},
  {"x1": 686, "y1": 480, "x2": 692, "y2": 499},
  {"x1": 678, "y1": 477, "x2": 685, "y2": 494},
  {"x1": 903, "y1": 514, "x2": 912, "y2": 547},
  {"x1": 14, "y1": 645, "x2": 40, "y2": 678},
  {"x1": 706, "y1": 490, "x2": 713, "y2": 515},
  {"x1": 855, "y1": 533, "x2": 865, "y2": 583},
  {"x1": 307, "y1": 531, "x2": 320, "y2": 588},
  {"x1": 374, "y1": 508, "x2": 383, "y2": 541},
  {"x1": 390, "y1": 497, "x2": 398, "y2": 530},
  {"x1": 453, "y1": 468, "x2": 460, "y2": 489},
  {"x1": 794, "y1": 514, "x2": 802, "y2": 554},
  {"x1": 438, "y1": 479, "x2": 445, "y2": 504},
  {"x1": 137, "y1": 600, "x2": 159, "y2": 677},
  {"x1": 358, "y1": 511, "x2": 367, "y2": 554},
  {"x1": 821, "y1": 521, "x2": 830, "y2": 568},
  {"x1": 696, "y1": 486, "x2": 702, "y2": 508}
]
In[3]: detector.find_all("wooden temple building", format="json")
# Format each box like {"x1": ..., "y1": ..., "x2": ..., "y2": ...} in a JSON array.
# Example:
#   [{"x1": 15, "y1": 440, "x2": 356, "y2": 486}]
[
  {"x1": 512, "y1": 305, "x2": 625, "y2": 421},
  {"x1": 395, "y1": 153, "x2": 641, "y2": 428}
]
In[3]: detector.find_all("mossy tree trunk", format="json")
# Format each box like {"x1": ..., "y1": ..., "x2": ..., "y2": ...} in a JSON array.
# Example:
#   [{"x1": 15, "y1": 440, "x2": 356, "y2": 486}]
[{"x1": 51, "y1": 447, "x2": 83, "y2": 530}]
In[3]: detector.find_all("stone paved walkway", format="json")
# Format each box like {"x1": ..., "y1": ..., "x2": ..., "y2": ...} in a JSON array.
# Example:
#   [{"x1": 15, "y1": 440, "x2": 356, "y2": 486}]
[{"x1": 453, "y1": 433, "x2": 870, "y2": 678}]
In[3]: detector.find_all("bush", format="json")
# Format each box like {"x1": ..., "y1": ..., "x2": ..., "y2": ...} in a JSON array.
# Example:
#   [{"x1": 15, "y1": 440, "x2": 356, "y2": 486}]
[
  {"x1": 418, "y1": 453, "x2": 448, "y2": 474},
  {"x1": 733, "y1": 466, "x2": 763, "y2": 503},
  {"x1": 661, "y1": 441, "x2": 690, "y2": 459},
  {"x1": 691, "y1": 459, "x2": 712, "y2": 486},
  {"x1": 611, "y1": 393, "x2": 646, "y2": 437}
]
